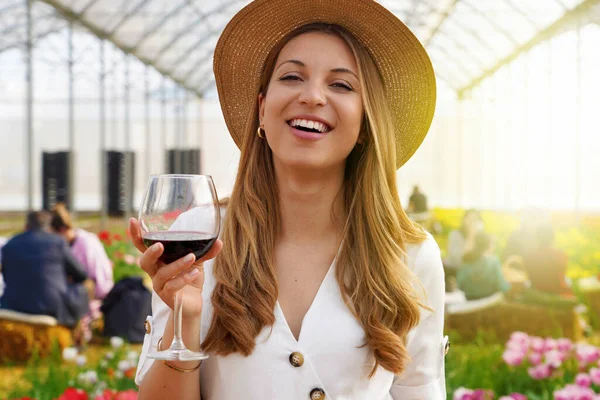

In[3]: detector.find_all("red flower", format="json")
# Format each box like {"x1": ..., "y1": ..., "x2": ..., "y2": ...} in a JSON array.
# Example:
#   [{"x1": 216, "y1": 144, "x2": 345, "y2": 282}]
[
  {"x1": 124, "y1": 367, "x2": 136, "y2": 379},
  {"x1": 94, "y1": 390, "x2": 116, "y2": 400},
  {"x1": 114, "y1": 390, "x2": 137, "y2": 400},
  {"x1": 57, "y1": 388, "x2": 88, "y2": 400},
  {"x1": 98, "y1": 231, "x2": 111, "y2": 242},
  {"x1": 113, "y1": 234, "x2": 123, "y2": 241}
]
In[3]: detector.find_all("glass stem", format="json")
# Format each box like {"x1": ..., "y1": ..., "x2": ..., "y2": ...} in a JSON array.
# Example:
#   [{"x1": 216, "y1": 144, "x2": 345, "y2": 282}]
[{"x1": 169, "y1": 289, "x2": 186, "y2": 351}]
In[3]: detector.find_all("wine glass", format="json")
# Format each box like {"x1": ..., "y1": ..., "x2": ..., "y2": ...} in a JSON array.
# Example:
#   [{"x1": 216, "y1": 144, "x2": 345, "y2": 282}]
[{"x1": 138, "y1": 174, "x2": 220, "y2": 361}]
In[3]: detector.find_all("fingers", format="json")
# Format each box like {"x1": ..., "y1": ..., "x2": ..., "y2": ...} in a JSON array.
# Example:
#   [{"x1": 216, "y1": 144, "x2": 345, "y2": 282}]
[
  {"x1": 129, "y1": 218, "x2": 147, "y2": 254},
  {"x1": 153, "y1": 252, "x2": 197, "y2": 293},
  {"x1": 162, "y1": 266, "x2": 204, "y2": 298},
  {"x1": 197, "y1": 239, "x2": 223, "y2": 264},
  {"x1": 138, "y1": 241, "x2": 164, "y2": 278}
]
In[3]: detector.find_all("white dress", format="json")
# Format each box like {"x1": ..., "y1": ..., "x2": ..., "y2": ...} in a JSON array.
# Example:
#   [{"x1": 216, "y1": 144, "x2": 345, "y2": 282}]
[{"x1": 136, "y1": 210, "x2": 447, "y2": 400}]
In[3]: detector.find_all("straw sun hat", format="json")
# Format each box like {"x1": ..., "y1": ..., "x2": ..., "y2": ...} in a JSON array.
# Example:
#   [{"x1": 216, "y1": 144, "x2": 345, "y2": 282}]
[{"x1": 213, "y1": 0, "x2": 437, "y2": 169}]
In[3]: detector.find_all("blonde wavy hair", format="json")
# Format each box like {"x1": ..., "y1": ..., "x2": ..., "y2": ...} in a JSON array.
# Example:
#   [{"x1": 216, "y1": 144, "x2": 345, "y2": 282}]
[{"x1": 202, "y1": 23, "x2": 427, "y2": 377}]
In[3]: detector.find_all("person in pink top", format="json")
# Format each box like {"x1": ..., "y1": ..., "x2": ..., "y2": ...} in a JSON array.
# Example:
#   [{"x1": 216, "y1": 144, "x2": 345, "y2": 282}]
[
  {"x1": 50, "y1": 203, "x2": 114, "y2": 344},
  {"x1": 50, "y1": 204, "x2": 114, "y2": 299}
]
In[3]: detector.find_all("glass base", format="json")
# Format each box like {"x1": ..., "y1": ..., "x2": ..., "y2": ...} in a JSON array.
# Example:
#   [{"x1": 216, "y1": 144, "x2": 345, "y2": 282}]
[{"x1": 148, "y1": 348, "x2": 209, "y2": 362}]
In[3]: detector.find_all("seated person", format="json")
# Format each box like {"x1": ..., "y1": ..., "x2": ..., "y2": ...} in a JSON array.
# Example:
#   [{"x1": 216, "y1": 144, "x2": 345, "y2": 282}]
[
  {"x1": 524, "y1": 224, "x2": 570, "y2": 295},
  {"x1": 445, "y1": 209, "x2": 484, "y2": 270},
  {"x1": 457, "y1": 232, "x2": 511, "y2": 301},
  {"x1": 0, "y1": 211, "x2": 89, "y2": 327},
  {"x1": 407, "y1": 185, "x2": 430, "y2": 223},
  {"x1": 50, "y1": 203, "x2": 114, "y2": 300}
]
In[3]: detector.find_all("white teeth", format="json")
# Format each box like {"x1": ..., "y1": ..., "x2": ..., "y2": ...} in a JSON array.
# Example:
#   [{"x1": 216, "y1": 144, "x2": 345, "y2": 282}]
[{"x1": 289, "y1": 118, "x2": 329, "y2": 133}]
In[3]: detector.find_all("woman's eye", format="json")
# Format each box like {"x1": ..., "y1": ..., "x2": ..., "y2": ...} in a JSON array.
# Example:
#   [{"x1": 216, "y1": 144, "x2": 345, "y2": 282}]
[
  {"x1": 280, "y1": 75, "x2": 301, "y2": 81},
  {"x1": 332, "y1": 82, "x2": 353, "y2": 91}
]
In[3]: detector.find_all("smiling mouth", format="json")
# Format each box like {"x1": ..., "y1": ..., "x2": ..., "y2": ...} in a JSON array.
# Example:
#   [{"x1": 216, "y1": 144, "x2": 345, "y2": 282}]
[{"x1": 287, "y1": 118, "x2": 332, "y2": 134}]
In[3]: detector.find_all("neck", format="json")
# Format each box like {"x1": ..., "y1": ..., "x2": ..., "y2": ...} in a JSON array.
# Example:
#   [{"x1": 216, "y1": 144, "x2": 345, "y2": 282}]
[
  {"x1": 275, "y1": 162, "x2": 346, "y2": 243},
  {"x1": 64, "y1": 228, "x2": 76, "y2": 242}
]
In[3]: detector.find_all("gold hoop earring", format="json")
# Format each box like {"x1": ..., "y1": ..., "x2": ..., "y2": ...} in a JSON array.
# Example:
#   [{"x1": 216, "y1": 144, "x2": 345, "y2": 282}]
[{"x1": 257, "y1": 127, "x2": 265, "y2": 139}]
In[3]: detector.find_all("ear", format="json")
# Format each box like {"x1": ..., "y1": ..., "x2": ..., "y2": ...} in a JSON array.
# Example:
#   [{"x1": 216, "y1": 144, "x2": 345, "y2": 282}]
[{"x1": 258, "y1": 92, "x2": 266, "y2": 127}]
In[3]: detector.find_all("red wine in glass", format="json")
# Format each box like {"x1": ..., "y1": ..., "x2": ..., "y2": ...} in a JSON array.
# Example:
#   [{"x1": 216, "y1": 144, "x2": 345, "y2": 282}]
[
  {"x1": 139, "y1": 174, "x2": 220, "y2": 361},
  {"x1": 142, "y1": 231, "x2": 217, "y2": 264}
]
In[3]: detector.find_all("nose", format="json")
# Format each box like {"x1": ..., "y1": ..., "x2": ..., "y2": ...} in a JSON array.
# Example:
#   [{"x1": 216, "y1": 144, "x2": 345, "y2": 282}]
[{"x1": 297, "y1": 80, "x2": 326, "y2": 108}]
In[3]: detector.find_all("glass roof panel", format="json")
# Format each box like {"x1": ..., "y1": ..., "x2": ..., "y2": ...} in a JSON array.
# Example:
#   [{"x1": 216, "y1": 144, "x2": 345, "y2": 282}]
[{"x1": 9, "y1": 0, "x2": 587, "y2": 96}]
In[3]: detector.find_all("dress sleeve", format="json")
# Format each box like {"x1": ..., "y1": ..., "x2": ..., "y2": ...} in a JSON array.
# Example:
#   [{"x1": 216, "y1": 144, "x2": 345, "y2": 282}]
[
  {"x1": 134, "y1": 290, "x2": 171, "y2": 386},
  {"x1": 390, "y1": 234, "x2": 447, "y2": 400}
]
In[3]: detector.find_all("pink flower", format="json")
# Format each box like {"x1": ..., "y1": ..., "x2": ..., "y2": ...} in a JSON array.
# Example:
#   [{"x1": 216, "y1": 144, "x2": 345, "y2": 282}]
[
  {"x1": 499, "y1": 397, "x2": 513, "y2": 400},
  {"x1": 576, "y1": 373, "x2": 592, "y2": 387},
  {"x1": 557, "y1": 338, "x2": 574, "y2": 353},
  {"x1": 530, "y1": 337, "x2": 545, "y2": 353},
  {"x1": 453, "y1": 388, "x2": 474, "y2": 400},
  {"x1": 554, "y1": 384, "x2": 596, "y2": 400},
  {"x1": 508, "y1": 394, "x2": 527, "y2": 400},
  {"x1": 123, "y1": 254, "x2": 136, "y2": 264},
  {"x1": 528, "y1": 364, "x2": 552, "y2": 380},
  {"x1": 545, "y1": 350, "x2": 566, "y2": 368},
  {"x1": 589, "y1": 368, "x2": 600, "y2": 385},
  {"x1": 509, "y1": 332, "x2": 529, "y2": 347},
  {"x1": 503, "y1": 349, "x2": 525, "y2": 366},
  {"x1": 528, "y1": 352, "x2": 542, "y2": 365},
  {"x1": 544, "y1": 338, "x2": 558, "y2": 352},
  {"x1": 576, "y1": 344, "x2": 600, "y2": 367}
]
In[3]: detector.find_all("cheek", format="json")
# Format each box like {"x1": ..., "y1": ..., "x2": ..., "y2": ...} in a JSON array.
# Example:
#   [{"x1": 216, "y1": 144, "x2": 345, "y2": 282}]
[{"x1": 340, "y1": 101, "x2": 364, "y2": 143}]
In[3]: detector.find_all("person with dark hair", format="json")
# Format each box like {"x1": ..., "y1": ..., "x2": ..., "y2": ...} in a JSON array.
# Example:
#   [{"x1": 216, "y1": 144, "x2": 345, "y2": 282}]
[
  {"x1": 0, "y1": 211, "x2": 89, "y2": 327},
  {"x1": 523, "y1": 224, "x2": 570, "y2": 295},
  {"x1": 456, "y1": 232, "x2": 511, "y2": 300}
]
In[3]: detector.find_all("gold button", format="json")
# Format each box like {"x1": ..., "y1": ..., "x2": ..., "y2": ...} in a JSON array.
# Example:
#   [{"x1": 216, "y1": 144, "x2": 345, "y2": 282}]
[
  {"x1": 144, "y1": 320, "x2": 151, "y2": 334},
  {"x1": 310, "y1": 388, "x2": 325, "y2": 400},
  {"x1": 289, "y1": 352, "x2": 304, "y2": 367}
]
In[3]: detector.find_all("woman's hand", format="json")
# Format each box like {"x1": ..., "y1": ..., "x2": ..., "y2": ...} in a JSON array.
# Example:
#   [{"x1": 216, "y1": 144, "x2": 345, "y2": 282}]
[{"x1": 129, "y1": 218, "x2": 222, "y2": 318}]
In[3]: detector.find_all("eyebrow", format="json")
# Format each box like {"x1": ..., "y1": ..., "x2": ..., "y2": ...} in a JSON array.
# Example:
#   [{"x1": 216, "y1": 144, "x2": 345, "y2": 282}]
[{"x1": 276, "y1": 59, "x2": 359, "y2": 80}]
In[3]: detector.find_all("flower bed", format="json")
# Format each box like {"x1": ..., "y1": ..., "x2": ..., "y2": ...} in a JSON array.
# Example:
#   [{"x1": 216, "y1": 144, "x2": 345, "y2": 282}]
[
  {"x1": 449, "y1": 332, "x2": 600, "y2": 400},
  {"x1": 5, "y1": 338, "x2": 139, "y2": 400}
]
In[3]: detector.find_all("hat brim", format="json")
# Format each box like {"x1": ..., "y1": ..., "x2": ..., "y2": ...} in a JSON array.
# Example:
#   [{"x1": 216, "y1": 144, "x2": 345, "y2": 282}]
[{"x1": 213, "y1": 0, "x2": 437, "y2": 169}]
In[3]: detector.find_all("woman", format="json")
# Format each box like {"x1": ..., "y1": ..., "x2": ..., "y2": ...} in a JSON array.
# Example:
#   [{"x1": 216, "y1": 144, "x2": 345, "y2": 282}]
[
  {"x1": 51, "y1": 203, "x2": 114, "y2": 343},
  {"x1": 456, "y1": 232, "x2": 511, "y2": 301},
  {"x1": 50, "y1": 203, "x2": 114, "y2": 300},
  {"x1": 132, "y1": 0, "x2": 445, "y2": 399}
]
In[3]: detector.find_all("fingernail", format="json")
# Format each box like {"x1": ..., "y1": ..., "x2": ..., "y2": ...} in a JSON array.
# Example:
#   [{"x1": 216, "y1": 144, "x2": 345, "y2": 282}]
[
  {"x1": 186, "y1": 268, "x2": 199, "y2": 278},
  {"x1": 184, "y1": 253, "x2": 195, "y2": 263},
  {"x1": 152, "y1": 243, "x2": 161, "y2": 252}
]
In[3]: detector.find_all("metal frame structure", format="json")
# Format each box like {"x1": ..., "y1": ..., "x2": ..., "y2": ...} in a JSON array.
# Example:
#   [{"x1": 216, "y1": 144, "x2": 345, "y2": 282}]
[{"x1": 2, "y1": 0, "x2": 599, "y2": 214}]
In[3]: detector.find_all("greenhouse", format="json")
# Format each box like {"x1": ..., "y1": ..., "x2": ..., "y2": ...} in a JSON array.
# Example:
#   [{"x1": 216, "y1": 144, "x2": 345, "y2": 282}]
[{"x1": 0, "y1": 0, "x2": 599, "y2": 399}]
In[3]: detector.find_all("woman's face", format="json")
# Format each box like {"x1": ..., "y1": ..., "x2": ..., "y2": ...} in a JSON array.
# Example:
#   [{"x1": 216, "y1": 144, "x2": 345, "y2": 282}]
[{"x1": 258, "y1": 31, "x2": 363, "y2": 172}]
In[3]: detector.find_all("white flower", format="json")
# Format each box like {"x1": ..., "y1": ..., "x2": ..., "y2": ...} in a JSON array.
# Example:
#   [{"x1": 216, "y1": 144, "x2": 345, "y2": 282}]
[
  {"x1": 118, "y1": 360, "x2": 132, "y2": 372},
  {"x1": 78, "y1": 370, "x2": 98, "y2": 385},
  {"x1": 62, "y1": 347, "x2": 78, "y2": 362},
  {"x1": 105, "y1": 351, "x2": 115, "y2": 360},
  {"x1": 99, "y1": 360, "x2": 108, "y2": 368},
  {"x1": 127, "y1": 350, "x2": 139, "y2": 361},
  {"x1": 115, "y1": 370, "x2": 124, "y2": 379},
  {"x1": 76, "y1": 355, "x2": 87, "y2": 366},
  {"x1": 110, "y1": 337, "x2": 125, "y2": 349}
]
